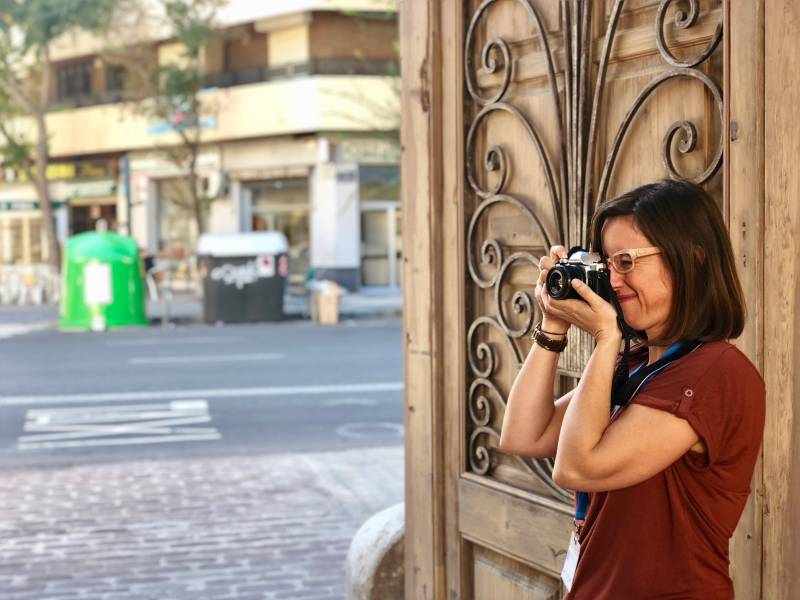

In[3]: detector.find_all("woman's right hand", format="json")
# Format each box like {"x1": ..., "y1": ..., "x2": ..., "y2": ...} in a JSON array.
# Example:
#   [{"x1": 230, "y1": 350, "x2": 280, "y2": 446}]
[{"x1": 535, "y1": 245, "x2": 571, "y2": 334}]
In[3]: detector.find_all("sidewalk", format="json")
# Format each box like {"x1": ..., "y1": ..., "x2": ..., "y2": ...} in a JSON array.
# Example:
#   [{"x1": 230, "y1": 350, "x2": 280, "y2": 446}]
[
  {"x1": 0, "y1": 446, "x2": 404, "y2": 600},
  {"x1": 0, "y1": 289, "x2": 403, "y2": 330},
  {"x1": 148, "y1": 289, "x2": 403, "y2": 324}
]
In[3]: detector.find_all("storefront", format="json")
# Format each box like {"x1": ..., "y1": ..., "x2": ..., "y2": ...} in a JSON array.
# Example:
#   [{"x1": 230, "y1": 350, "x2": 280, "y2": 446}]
[
  {"x1": 63, "y1": 178, "x2": 118, "y2": 235},
  {"x1": 359, "y1": 165, "x2": 401, "y2": 288},
  {"x1": 0, "y1": 194, "x2": 68, "y2": 266},
  {"x1": 246, "y1": 177, "x2": 310, "y2": 288}
]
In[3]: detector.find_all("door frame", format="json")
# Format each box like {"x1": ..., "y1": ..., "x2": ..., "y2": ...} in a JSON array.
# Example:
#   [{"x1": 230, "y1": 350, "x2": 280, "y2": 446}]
[{"x1": 401, "y1": 1, "x2": 795, "y2": 599}]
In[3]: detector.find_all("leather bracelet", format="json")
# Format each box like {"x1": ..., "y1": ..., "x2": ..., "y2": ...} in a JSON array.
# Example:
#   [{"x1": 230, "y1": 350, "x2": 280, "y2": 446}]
[
  {"x1": 531, "y1": 323, "x2": 568, "y2": 353},
  {"x1": 539, "y1": 325, "x2": 568, "y2": 336}
]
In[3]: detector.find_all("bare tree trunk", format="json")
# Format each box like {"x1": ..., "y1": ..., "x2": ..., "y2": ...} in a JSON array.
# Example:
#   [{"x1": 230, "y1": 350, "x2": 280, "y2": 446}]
[
  {"x1": 36, "y1": 48, "x2": 60, "y2": 270},
  {"x1": 188, "y1": 149, "x2": 204, "y2": 236},
  {"x1": 32, "y1": 129, "x2": 60, "y2": 269},
  {"x1": 0, "y1": 48, "x2": 60, "y2": 269}
]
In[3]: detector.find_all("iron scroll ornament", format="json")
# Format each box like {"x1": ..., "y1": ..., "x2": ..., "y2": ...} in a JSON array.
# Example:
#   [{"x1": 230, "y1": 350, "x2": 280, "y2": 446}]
[{"x1": 464, "y1": 0, "x2": 724, "y2": 500}]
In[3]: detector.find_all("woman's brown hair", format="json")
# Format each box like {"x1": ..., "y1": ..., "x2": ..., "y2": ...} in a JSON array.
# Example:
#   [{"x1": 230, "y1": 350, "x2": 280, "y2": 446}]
[{"x1": 590, "y1": 179, "x2": 745, "y2": 345}]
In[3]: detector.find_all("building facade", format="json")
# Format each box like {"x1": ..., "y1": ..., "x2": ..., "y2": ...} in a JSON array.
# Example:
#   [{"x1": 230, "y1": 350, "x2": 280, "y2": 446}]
[{"x1": 0, "y1": 0, "x2": 400, "y2": 291}]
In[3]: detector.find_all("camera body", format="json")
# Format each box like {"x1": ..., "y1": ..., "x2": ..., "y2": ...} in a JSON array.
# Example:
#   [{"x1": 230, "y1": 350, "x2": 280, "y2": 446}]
[{"x1": 545, "y1": 250, "x2": 614, "y2": 303}]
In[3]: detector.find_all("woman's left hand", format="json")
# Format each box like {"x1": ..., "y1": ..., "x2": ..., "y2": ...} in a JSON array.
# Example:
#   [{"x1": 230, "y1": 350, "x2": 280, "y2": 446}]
[{"x1": 541, "y1": 279, "x2": 621, "y2": 342}]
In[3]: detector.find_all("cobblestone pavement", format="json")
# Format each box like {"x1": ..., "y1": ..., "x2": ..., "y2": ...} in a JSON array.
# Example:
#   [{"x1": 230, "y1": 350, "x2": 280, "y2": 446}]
[{"x1": 0, "y1": 446, "x2": 404, "y2": 600}]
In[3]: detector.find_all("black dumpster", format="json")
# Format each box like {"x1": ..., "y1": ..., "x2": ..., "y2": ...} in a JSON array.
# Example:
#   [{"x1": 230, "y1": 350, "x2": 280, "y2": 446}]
[{"x1": 197, "y1": 232, "x2": 289, "y2": 323}]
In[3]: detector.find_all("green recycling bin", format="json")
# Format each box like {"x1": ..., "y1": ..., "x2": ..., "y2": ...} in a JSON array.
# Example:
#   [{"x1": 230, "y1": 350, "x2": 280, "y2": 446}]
[{"x1": 59, "y1": 231, "x2": 148, "y2": 331}]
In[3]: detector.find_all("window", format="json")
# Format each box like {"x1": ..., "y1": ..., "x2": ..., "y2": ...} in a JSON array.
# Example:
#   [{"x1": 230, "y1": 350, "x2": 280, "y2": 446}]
[
  {"x1": 57, "y1": 61, "x2": 93, "y2": 102},
  {"x1": 359, "y1": 165, "x2": 400, "y2": 201},
  {"x1": 249, "y1": 178, "x2": 309, "y2": 285},
  {"x1": 106, "y1": 65, "x2": 126, "y2": 95}
]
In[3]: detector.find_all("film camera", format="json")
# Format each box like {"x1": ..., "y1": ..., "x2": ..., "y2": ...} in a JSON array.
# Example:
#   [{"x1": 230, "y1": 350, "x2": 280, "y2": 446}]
[{"x1": 545, "y1": 249, "x2": 615, "y2": 303}]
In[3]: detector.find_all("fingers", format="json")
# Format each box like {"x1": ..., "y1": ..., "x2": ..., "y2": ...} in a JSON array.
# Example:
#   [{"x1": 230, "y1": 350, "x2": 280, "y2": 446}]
[
  {"x1": 538, "y1": 245, "x2": 568, "y2": 283},
  {"x1": 570, "y1": 279, "x2": 604, "y2": 310},
  {"x1": 550, "y1": 245, "x2": 568, "y2": 261}
]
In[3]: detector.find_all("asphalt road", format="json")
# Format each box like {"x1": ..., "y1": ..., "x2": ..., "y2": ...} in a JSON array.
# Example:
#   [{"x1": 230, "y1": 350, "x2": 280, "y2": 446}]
[{"x1": 0, "y1": 318, "x2": 404, "y2": 468}]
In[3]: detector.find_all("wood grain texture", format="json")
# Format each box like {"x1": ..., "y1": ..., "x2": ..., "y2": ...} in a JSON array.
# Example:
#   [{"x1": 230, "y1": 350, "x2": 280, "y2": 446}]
[
  {"x1": 763, "y1": 0, "x2": 800, "y2": 597},
  {"x1": 439, "y1": 1, "x2": 471, "y2": 599},
  {"x1": 400, "y1": 0, "x2": 446, "y2": 598},
  {"x1": 403, "y1": 1, "x2": 779, "y2": 599},
  {"x1": 726, "y1": 1, "x2": 765, "y2": 598},
  {"x1": 458, "y1": 476, "x2": 573, "y2": 579}
]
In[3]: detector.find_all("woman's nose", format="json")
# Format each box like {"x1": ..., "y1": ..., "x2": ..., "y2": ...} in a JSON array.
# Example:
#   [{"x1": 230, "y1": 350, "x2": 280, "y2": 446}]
[{"x1": 609, "y1": 266, "x2": 625, "y2": 289}]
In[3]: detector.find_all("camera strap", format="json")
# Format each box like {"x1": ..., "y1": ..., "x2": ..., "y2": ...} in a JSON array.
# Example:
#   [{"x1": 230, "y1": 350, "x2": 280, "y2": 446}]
[
  {"x1": 610, "y1": 338, "x2": 703, "y2": 409},
  {"x1": 607, "y1": 284, "x2": 704, "y2": 408},
  {"x1": 573, "y1": 336, "x2": 702, "y2": 534}
]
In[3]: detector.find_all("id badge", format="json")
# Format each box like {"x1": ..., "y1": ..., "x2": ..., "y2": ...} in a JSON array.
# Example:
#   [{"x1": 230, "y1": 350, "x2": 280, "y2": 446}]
[{"x1": 560, "y1": 531, "x2": 581, "y2": 592}]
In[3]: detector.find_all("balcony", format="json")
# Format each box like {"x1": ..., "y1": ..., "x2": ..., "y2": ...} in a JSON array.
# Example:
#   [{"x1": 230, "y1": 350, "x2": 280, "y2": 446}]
[
  {"x1": 48, "y1": 59, "x2": 399, "y2": 111},
  {"x1": 25, "y1": 73, "x2": 399, "y2": 158}
]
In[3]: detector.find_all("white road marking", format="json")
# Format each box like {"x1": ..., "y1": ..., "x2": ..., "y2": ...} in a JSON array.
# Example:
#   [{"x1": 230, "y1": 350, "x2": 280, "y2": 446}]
[
  {"x1": 324, "y1": 398, "x2": 379, "y2": 407},
  {"x1": 0, "y1": 322, "x2": 52, "y2": 339},
  {"x1": 0, "y1": 382, "x2": 404, "y2": 407},
  {"x1": 336, "y1": 422, "x2": 404, "y2": 440},
  {"x1": 129, "y1": 353, "x2": 284, "y2": 365},
  {"x1": 18, "y1": 433, "x2": 222, "y2": 450},
  {"x1": 105, "y1": 336, "x2": 244, "y2": 347},
  {"x1": 18, "y1": 400, "x2": 220, "y2": 450}
]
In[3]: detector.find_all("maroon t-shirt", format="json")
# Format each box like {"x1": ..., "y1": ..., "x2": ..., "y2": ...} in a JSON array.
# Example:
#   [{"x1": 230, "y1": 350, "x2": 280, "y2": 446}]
[{"x1": 564, "y1": 341, "x2": 765, "y2": 599}]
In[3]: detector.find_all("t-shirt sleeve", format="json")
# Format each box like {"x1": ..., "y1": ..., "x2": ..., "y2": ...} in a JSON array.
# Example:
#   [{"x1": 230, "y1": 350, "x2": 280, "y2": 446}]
[{"x1": 630, "y1": 346, "x2": 766, "y2": 474}]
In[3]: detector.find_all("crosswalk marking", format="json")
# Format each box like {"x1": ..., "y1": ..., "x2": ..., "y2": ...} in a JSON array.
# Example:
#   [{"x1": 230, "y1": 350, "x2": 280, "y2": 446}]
[{"x1": 18, "y1": 400, "x2": 221, "y2": 450}]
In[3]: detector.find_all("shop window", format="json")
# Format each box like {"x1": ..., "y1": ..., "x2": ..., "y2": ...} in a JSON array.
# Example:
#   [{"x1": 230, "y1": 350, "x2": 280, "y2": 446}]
[
  {"x1": 249, "y1": 178, "x2": 309, "y2": 286},
  {"x1": 158, "y1": 178, "x2": 203, "y2": 258},
  {"x1": 361, "y1": 209, "x2": 389, "y2": 286},
  {"x1": 70, "y1": 205, "x2": 118, "y2": 235},
  {"x1": 359, "y1": 165, "x2": 400, "y2": 201}
]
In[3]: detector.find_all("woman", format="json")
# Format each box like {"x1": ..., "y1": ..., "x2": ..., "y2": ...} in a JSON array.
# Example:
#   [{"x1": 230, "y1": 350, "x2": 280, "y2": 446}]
[{"x1": 499, "y1": 180, "x2": 765, "y2": 599}]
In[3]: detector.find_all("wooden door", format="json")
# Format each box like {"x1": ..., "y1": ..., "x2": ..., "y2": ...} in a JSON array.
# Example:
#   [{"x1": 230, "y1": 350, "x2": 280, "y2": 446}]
[{"x1": 402, "y1": 1, "x2": 765, "y2": 599}]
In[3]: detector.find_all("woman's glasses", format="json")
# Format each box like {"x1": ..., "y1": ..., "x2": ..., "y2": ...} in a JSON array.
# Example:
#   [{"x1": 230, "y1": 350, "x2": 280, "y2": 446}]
[{"x1": 605, "y1": 246, "x2": 661, "y2": 273}]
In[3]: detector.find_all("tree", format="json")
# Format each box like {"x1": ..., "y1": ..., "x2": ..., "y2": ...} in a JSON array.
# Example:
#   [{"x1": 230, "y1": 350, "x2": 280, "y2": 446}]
[
  {"x1": 105, "y1": 0, "x2": 224, "y2": 241},
  {"x1": 0, "y1": 0, "x2": 116, "y2": 269}
]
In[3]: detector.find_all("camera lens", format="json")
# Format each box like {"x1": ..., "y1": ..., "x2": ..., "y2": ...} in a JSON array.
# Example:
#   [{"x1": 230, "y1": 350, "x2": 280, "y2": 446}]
[
  {"x1": 546, "y1": 266, "x2": 572, "y2": 300},
  {"x1": 550, "y1": 271, "x2": 564, "y2": 292}
]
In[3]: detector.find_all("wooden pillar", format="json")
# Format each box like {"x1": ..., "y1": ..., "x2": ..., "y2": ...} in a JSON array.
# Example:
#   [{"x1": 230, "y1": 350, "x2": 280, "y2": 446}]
[
  {"x1": 400, "y1": 1, "x2": 446, "y2": 599},
  {"x1": 726, "y1": 2, "x2": 765, "y2": 598},
  {"x1": 763, "y1": 0, "x2": 800, "y2": 597}
]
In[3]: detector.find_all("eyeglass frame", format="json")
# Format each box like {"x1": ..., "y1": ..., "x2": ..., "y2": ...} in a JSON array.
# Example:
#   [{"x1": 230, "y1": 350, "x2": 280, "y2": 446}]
[{"x1": 605, "y1": 246, "x2": 662, "y2": 273}]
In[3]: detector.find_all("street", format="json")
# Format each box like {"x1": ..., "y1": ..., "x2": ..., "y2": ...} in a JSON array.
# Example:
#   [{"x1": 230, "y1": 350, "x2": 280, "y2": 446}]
[{"x1": 0, "y1": 315, "x2": 405, "y2": 599}]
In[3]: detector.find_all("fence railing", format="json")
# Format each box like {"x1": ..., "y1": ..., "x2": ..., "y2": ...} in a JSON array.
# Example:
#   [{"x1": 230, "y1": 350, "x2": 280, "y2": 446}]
[{"x1": 0, "y1": 265, "x2": 60, "y2": 306}]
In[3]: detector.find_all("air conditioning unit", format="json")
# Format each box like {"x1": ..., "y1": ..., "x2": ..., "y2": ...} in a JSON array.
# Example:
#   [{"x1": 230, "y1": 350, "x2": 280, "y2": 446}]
[{"x1": 202, "y1": 171, "x2": 229, "y2": 199}]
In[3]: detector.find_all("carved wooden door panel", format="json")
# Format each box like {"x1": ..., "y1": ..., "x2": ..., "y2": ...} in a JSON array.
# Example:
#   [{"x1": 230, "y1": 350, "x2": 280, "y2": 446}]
[{"x1": 453, "y1": 1, "x2": 730, "y2": 598}]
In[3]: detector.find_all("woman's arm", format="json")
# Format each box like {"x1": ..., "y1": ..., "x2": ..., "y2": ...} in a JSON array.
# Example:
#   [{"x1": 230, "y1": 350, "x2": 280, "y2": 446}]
[
  {"x1": 550, "y1": 281, "x2": 701, "y2": 492},
  {"x1": 499, "y1": 331, "x2": 574, "y2": 459},
  {"x1": 499, "y1": 245, "x2": 573, "y2": 458}
]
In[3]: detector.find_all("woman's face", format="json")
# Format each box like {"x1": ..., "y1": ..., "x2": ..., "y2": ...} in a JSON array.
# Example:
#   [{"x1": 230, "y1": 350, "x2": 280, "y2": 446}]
[{"x1": 601, "y1": 215, "x2": 673, "y2": 341}]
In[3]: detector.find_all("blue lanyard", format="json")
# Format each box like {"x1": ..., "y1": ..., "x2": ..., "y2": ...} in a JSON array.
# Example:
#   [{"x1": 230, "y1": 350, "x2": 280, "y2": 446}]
[{"x1": 574, "y1": 341, "x2": 685, "y2": 526}]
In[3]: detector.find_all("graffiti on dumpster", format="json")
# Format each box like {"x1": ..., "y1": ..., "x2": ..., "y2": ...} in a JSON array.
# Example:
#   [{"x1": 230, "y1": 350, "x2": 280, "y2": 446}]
[{"x1": 210, "y1": 255, "x2": 285, "y2": 289}]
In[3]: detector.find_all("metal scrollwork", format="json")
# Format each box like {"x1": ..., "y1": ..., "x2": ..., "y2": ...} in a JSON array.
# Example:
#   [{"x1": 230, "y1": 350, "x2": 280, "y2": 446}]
[
  {"x1": 469, "y1": 426, "x2": 500, "y2": 475},
  {"x1": 466, "y1": 194, "x2": 550, "y2": 289},
  {"x1": 655, "y1": 0, "x2": 723, "y2": 68},
  {"x1": 463, "y1": 0, "x2": 723, "y2": 501},
  {"x1": 467, "y1": 317, "x2": 524, "y2": 379},
  {"x1": 597, "y1": 67, "x2": 724, "y2": 204}
]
